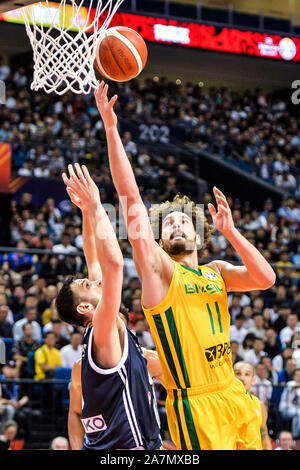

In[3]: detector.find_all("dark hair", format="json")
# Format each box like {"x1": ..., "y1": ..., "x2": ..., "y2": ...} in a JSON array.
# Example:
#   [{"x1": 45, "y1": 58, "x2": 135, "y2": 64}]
[
  {"x1": 25, "y1": 306, "x2": 37, "y2": 315},
  {"x1": 119, "y1": 304, "x2": 130, "y2": 325},
  {"x1": 22, "y1": 322, "x2": 32, "y2": 332},
  {"x1": 56, "y1": 278, "x2": 130, "y2": 328},
  {"x1": 43, "y1": 331, "x2": 55, "y2": 339},
  {"x1": 55, "y1": 276, "x2": 87, "y2": 328},
  {"x1": 235, "y1": 313, "x2": 245, "y2": 321}
]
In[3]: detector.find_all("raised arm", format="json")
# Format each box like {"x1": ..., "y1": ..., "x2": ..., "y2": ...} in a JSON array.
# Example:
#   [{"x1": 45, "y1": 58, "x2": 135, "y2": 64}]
[
  {"x1": 207, "y1": 187, "x2": 276, "y2": 291},
  {"x1": 63, "y1": 164, "x2": 123, "y2": 361},
  {"x1": 63, "y1": 172, "x2": 101, "y2": 281},
  {"x1": 94, "y1": 82, "x2": 174, "y2": 308}
]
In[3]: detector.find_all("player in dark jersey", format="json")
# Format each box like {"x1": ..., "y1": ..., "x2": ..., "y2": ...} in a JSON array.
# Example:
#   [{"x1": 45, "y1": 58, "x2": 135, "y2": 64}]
[
  {"x1": 56, "y1": 163, "x2": 163, "y2": 450},
  {"x1": 68, "y1": 308, "x2": 163, "y2": 450}
]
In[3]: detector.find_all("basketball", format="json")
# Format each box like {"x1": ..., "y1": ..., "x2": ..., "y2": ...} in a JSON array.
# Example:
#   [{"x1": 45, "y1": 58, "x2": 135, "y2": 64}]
[{"x1": 94, "y1": 26, "x2": 148, "y2": 82}]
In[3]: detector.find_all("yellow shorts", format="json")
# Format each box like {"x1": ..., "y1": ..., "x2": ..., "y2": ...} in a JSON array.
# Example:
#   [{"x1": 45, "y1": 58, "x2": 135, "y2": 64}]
[{"x1": 166, "y1": 377, "x2": 262, "y2": 450}]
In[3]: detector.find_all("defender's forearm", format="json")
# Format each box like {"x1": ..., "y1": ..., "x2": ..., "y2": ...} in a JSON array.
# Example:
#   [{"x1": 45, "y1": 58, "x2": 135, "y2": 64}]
[
  {"x1": 82, "y1": 209, "x2": 102, "y2": 280},
  {"x1": 90, "y1": 203, "x2": 123, "y2": 272}
]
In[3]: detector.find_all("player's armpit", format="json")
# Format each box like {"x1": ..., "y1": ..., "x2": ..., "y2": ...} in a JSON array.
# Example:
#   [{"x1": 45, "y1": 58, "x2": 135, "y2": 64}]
[{"x1": 133, "y1": 242, "x2": 175, "y2": 309}]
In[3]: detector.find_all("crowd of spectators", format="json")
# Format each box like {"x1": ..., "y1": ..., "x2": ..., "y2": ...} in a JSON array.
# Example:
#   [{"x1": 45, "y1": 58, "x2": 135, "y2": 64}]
[
  {"x1": 0, "y1": 59, "x2": 299, "y2": 195},
  {"x1": 0, "y1": 59, "x2": 300, "y2": 448}
]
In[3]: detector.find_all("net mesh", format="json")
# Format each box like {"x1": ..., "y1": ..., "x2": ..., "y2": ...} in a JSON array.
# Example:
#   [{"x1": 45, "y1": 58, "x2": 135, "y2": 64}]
[{"x1": 21, "y1": 0, "x2": 124, "y2": 95}]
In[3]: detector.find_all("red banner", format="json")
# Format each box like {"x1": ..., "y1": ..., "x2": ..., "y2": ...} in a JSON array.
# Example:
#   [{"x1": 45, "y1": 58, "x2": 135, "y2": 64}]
[
  {"x1": 1, "y1": 8, "x2": 300, "y2": 61},
  {"x1": 107, "y1": 13, "x2": 300, "y2": 62},
  {"x1": 0, "y1": 143, "x2": 11, "y2": 193}
]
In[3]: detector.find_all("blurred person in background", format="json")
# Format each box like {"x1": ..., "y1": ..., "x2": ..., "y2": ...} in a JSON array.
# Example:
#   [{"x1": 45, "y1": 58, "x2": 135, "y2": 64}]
[
  {"x1": 248, "y1": 313, "x2": 267, "y2": 341},
  {"x1": 279, "y1": 369, "x2": 300, "y2": 439},
  {"x1": 234, "y1": 361, "x2": 272, "y2": 450},
  {"x1": 50, "y1": 319, "x2": 70, "y2": 350},
  {"x1": 273, "y1": 303, "x2": 292, "y2": 335},
  {"x1": 239, "y1": 332, "x2": 256, "y2": 359},
  {"x1": 264, "y1": 328, "x2": 282, "y2": 359},
  {"x1": 279, "y1": 313, "x2": 300, "y2": 349},
  {"x1": 12, "y1": 306, "x2": 42, "y2": 343},
  {"x1": 273, "y1": 348, "x2": 295, "y2": 375},
  {"x1": 244, "y1": 337, "x2": 267, "y2": 365},
  {"x1": 50, "y1": 436, "x2": 69, "y2": 450},
  {"x1": 42, "y1": 298, "x2": 73, "y2": 339},
  {"x1": 0, "y1": 420, "x2": 22, "y2": 450},
  {"x1": 241, "y1": 305, "x2": 254, "y2": 330},
  {"x1": 230, "y1": 341, "x2": 243, "y2": 365},
  {"x1": 34, "y1": 331, "x2": 62, "y2": 381},
  {"x1": 251, "y1": 362, "x2": 273, "y2": 407},
  {"x1": 60, "y1": 331, "x2": 82, "y2": 369},
  {"x1": 0, "y1": 305, "x2": 13, "y2": 338},
  {"x1": 274, "y1": 430, "x2": 295, "y2": 450},
  {"x1": 133, "y1": 318, "x2": 155, "y2": 350},
  {"x1": 230, "y1": 313, "x2": 248, "y2": 345},
  {"x1": 0, "y1": 362, "x2": 29, "y2": 424},
  {"x1": 12, "y1": 322, "x2": 40, "y2": 378}
]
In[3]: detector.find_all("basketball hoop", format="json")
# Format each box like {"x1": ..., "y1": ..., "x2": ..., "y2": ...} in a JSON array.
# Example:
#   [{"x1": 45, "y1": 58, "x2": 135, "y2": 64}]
[{"x1": 21, "y1": 0, "x2": 124, "y2": 95}]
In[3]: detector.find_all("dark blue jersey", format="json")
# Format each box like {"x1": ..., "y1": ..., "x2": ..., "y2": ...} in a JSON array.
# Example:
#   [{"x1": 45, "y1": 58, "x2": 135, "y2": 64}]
[{"x1": 81, "y1": 321, "x2": 162, "y2": 450}]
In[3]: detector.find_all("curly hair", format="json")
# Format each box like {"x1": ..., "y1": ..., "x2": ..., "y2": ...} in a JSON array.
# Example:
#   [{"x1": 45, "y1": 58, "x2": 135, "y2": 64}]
[{"x1": 149, "y1": 193, "x2": 213, "y2": 259}]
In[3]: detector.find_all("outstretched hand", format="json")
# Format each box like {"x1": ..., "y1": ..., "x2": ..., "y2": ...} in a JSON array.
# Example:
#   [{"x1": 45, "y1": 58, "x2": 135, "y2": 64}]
[
  {"x1": 207, "y1": 187, "x2": 235, "y2": 236},
  {"x1": 62, "y1": 163, "x2": 100, "y2": 212},
  {"x1": 94, "y1": 81, "x2": 118, "y2": 130}
]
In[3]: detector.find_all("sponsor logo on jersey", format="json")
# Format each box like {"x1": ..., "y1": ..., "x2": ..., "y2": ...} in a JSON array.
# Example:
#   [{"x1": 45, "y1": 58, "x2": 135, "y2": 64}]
[
  {"x1": 81, "y1": 414, "x2": 107, "y2": 433},
  {"x1": 202, "y1": 271, "x2": 218, "y2": 281},
  {"x1": 184, "y1": 282, "x2": 223, "y2": 294},
  {"x1": 205, "y1": 342, "x2": 231, "y2": 363}
]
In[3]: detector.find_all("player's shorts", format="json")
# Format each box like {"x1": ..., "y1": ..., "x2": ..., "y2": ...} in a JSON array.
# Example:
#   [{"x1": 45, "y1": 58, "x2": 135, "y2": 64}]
[{"x1": 166, "y1": 376, "x2": 262, "y2": 450}]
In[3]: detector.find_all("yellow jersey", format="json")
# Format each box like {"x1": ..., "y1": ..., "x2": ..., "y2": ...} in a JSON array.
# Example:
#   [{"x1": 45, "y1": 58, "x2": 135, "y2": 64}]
[
  {"x1": 142, "y1": 260, "x2": 234, "y2": 391},
  {"x1": 250, "y1": 394, "x2": 263, "y2": 429},
  {"x1": 34, "y1": 344, "x2": 62, "y2": 380}
]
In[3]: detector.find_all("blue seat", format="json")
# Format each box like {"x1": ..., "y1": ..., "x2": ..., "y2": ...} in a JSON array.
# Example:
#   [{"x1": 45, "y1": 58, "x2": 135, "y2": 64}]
[
  {"x1": 54, "y1": 367, "x2": 72, "y2": 406},
  {"x1": 54, "y1": 367, "x2": 72, "y2": 384},
  {"x1": 27, "y1": 351, "x2": 36, "y2": 376},
  {"x1": 2, "y1": 338, "x2": 15, "y2": 361}
]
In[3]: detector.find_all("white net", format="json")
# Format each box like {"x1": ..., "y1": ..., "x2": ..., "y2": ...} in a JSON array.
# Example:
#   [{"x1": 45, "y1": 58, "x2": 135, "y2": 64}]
[{"x1": 21, "y1": 0, "x2": 124, "y2": 95}]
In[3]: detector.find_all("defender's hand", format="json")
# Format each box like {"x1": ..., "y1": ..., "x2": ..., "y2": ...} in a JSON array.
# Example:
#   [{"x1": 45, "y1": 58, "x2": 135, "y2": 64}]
[
  {"x1": 208, "y1": 187, "x2": 235, "y2": 237},
  {"x1": 62, "y1": 163, "x2": 101, "y2": 212},
  {"x1": 94, "y1": 81, "x2": 118, "y2": 130}
]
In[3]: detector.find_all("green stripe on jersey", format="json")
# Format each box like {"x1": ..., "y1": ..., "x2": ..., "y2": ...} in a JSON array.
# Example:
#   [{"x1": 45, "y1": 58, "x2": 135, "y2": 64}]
[
  {"x1": 165, "y1": 307, "x2": 190, "y2": 388},
  {"x1": 153, "y1": 313, "x2": 181, "y2": 389}
]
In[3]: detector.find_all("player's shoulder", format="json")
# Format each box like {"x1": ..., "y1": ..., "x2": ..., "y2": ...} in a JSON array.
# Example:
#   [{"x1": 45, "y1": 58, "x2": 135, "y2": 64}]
[{"x1": 201, "y1": 260, "x2": 230, "y2": 281}]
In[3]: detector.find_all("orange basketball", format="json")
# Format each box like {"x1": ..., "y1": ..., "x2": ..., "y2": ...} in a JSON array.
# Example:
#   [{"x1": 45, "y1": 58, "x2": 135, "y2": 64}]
[{"x1": 94, "y1": 26, "x2": 148, "y2": 82}]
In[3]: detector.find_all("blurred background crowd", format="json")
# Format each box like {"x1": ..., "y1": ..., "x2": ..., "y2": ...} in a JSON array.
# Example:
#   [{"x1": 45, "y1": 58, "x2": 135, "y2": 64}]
[{"x1": 0, "y1": 61, "x2": 300, "y2": 450}]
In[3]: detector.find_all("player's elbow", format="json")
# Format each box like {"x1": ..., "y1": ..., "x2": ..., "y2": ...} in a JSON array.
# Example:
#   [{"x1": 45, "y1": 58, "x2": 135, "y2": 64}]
[
  {"x1": 258, "y1": 270, "x2": 276, "y2": 290},
  {"x1": 104, "y1": 257, "x2": 124, "y2": 272}
]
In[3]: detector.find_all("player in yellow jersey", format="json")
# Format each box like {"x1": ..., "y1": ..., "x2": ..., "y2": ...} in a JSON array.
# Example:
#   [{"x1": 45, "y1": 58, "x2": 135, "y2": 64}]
[
  {"x1": 234, "y1": 361, "x2": 272, "y2": 450},
  {"x1": 94, "y1": 81, "x2": 276, "y2": 450}
]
